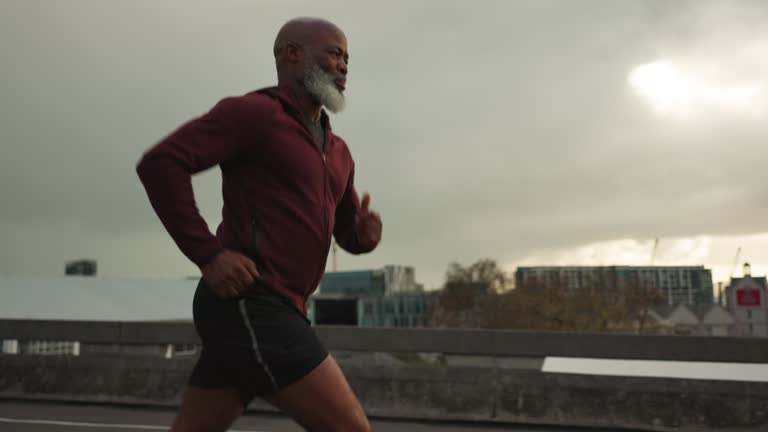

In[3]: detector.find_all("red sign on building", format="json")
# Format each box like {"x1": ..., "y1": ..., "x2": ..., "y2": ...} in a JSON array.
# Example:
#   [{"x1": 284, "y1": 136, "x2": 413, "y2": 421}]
[{"x1": 736, "y1": 288, "x2": 762, "y2": 306}]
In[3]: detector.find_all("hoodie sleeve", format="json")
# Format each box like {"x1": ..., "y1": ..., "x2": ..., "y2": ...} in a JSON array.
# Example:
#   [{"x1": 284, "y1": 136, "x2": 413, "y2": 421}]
[
  {"x1": 136, "y1": 96, "x2": 262, "y2": 268},
  {"x1": 333, "y1": 165, "x2": 377, "y2": 254}
]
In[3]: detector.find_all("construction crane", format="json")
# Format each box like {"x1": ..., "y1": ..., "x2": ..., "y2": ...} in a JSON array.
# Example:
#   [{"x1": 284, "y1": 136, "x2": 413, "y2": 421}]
[
  {"x1": 331, "y1": 240, "x2": 338, "y2": 272},
  {"x1": 730, "y1": 247, "x2": 741, "y2": 278},
  {"x1": 650, "y1": 238, "x2": 659, "y2": 265}
]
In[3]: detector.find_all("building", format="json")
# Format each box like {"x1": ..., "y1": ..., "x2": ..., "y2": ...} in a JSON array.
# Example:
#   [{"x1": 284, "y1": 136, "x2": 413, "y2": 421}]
[
  {"x1": 65, "y1": 259, "x2": 97, "y2": 276},
  {"x1": 316, "y1": 269, "x2": 386, "y2": 297},
  {"x1": 317, "y1": 265, "x2": 423, "y2": 297},
  {"x1": 358, "y1": 293, "x2": 431, "y2": 327},
  {"x1": 724, "y1": 263, "x2": 767, "y2": 337},
  {"x1": 382, "y1": 265, "x2": 422, "y2": 294},
  {"x1": 19, "y1": 340, "x2": 81, "y2": 356},
  {"x1": 649, "y1": 304, "x2": 736, "y2": 336},
  {"x1": 0, "y1": 274, "x2": 195, "y2": 356},
  {"x1": 309, "y1": 265, "x2": 432, "y2": 327},
  {"x1": 515, "y1": 266, "x2": 714, "y2": 305}
]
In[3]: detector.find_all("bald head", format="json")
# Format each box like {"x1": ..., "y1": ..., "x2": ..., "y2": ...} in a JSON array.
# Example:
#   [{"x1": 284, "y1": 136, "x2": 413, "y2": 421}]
[{"x1": 274, "y1": 18, "x2": 344, "y2": 60}]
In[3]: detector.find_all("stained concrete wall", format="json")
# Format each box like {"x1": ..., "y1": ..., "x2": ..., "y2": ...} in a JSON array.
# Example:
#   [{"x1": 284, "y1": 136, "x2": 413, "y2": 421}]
[
  {"x1": 1, "y1": 353, "x2": 766, "y2": 431},
  {"x1": 2, "y1": 319, "x2": 768, "y2": 362},
  {"x1": 2, "y1": 320, "x2": 768, "y2": 430}
]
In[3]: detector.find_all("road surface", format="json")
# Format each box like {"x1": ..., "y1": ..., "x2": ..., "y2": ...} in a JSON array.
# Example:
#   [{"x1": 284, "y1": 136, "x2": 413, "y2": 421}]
[{"x1": 0, "y1": 400, "x2": 628, "y2": 431}]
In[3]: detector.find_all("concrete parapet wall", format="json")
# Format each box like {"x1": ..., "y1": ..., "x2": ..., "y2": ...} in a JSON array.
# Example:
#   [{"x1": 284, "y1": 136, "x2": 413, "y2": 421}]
[
  {"x1": 494, "y1": 371, "x2": 767, "y2": 431},
  {"x1": 1, "y1": 354, "x2": 766, "y2": 431},
  {"x1": 2, "y1": 320, "x2": 768, "y2": 362},
  {"x1": 2, "y1": 319, "x2": 767, "y2": 429}
]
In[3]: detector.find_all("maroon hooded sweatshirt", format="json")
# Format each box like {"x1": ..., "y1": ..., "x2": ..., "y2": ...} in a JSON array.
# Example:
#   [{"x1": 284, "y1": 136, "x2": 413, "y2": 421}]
[{"x1": 136, "y1": 86, "x2": 372, "y2": 315}]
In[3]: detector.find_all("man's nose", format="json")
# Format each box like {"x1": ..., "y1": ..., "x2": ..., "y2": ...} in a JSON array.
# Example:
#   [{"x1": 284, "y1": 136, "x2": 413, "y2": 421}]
[{"x1": 339, "y1": 61, "x2": 347, "y2": 76}]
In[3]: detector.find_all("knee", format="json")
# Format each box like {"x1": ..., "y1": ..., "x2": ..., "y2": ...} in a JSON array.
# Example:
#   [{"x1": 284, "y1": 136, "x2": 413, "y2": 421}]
[
  {"x1": 324, "y1": 413, "x2": 369, "y2": 432},
  {"x1": 171, "y1": 417, "x2": 231, "y2": 432},
  {"x1": 349, "y1": 415, "x2": 371, "y2": 432},
  {"x1": 343, "y1": 414, "x2": 370, "y2": 432}
]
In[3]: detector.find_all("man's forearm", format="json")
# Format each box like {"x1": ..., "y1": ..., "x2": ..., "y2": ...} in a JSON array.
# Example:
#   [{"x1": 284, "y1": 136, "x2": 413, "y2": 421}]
[{"x1": 136, "y1": 155, "x2": 223, "y2": 267}]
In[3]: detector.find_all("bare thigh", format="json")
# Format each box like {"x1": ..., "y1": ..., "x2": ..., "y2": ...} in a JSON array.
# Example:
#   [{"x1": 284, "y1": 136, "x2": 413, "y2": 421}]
[
  {"x1": 170, "y1": 386, "x2": 243, "y2": 432},
  {"x1": 266, "y1": 354, "x2": 369, "y2": 432}
]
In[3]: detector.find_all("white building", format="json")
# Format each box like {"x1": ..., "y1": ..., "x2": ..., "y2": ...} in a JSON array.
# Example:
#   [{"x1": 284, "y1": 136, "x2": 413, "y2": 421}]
[
  {"x1": 382, "y1": 265, "x2": 423, "y2": 295},
  {"x1": 650, "y1": 304, "x2": 736, "y2": 336},
  {"x1": 22, "y1": 340, "x2": 80, "y2": 356},
  {"x1": 724, "y1": 263, "x2": 768, "y2": 338}
]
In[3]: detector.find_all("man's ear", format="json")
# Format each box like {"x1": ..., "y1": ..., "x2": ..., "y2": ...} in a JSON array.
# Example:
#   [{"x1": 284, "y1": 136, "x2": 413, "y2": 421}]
[{"x1": 285, "y1": 42, "x2": 303, "y2": 64}]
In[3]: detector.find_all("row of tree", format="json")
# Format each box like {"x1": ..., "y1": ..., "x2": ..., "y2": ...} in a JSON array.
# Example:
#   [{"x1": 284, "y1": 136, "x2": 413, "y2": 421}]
[{"x1": 429, "y1": 259, "x2": 666, "y2": 333}]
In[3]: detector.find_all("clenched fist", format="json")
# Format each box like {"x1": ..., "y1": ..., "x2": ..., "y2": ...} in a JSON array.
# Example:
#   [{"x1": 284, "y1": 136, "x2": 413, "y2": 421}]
[
  {"x1": 201, "y1": 250, "x2": 260, "y2": 299},
  {"x1": 355, "y1": 192, "x2": 382, "y2": 250}
]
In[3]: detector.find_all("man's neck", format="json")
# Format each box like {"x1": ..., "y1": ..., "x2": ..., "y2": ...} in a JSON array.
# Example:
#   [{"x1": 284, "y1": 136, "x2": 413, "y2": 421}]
[{"x1": 287, "y1": 82, "x2": 322, "y2": 122}]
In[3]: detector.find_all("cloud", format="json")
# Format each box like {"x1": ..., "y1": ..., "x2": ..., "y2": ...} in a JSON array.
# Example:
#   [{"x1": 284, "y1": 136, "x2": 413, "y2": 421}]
[{"x1": 1, "y1": 0, "x2": 766, "y2": 290}]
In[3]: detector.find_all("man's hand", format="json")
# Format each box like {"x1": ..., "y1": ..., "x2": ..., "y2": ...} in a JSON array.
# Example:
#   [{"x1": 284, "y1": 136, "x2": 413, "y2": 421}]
[
  {"x1": 201, "y1": 250, "x2": 260, "y2": 299},
  {"x1": 354, "y1": 192, "x2": 382, "y2": 250}
]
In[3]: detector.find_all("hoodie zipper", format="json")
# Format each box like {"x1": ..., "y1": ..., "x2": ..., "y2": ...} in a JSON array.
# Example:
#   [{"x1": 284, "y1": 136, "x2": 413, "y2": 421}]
[
  {"x1": 250, "y1": 212, "x2": 265, "y2": 278},
  {"x1": 304, "y1": 118, "x2": 331, "y2": 300},
  {"x1": 318, "y1": 152, "x2": 330, "y2": 294},
  {"x1": 274, "y1": 90, "x2": 333, "y2": 301}
]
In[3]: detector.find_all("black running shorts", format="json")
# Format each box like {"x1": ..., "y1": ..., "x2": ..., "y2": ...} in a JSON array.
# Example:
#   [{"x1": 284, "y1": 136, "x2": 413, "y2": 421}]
[{"x1": 188, "y1": 278, "x2": 328, "y2": 407}]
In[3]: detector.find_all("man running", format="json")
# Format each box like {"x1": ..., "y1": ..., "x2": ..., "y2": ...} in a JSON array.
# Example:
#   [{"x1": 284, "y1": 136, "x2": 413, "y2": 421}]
[{"x1": 136, "y1": 17, "x2": 381, "y2": 432}]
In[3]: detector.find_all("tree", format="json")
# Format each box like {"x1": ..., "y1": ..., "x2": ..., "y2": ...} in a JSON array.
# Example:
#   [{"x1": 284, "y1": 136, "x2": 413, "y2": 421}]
[
  {"x1": 429, "y1": 259, "x2": 509, "y2": 328},
  {"x1": 445, "y1": 258, "x2": 510, "y2": 292},
  {"x1": 622, "y1": 274, "x2": 666, "y2": 333},
  {"x1": 429, "y1": 261, "x2": 667, "y2": 334}
]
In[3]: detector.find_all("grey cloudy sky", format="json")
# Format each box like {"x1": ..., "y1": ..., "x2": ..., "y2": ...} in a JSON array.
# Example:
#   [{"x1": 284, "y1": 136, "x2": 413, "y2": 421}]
[{"x1": 1, "y1": 0, "x2": 767, "y2": 290}]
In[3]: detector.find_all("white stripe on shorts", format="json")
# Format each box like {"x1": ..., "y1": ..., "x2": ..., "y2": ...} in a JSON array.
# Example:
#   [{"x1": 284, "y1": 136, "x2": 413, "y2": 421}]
[{"x1": 238, "y1": 299, "x2": 278, "y2": 389}]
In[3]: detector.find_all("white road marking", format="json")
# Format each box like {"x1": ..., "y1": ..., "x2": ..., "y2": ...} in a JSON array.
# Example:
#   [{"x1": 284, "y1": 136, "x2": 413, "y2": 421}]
[
  {"x1": 542, "y1": 357, "x2": 768, "y2": 382},
  {"x1": 0, "y1": 416, "x2": 265, "y2": 431}
]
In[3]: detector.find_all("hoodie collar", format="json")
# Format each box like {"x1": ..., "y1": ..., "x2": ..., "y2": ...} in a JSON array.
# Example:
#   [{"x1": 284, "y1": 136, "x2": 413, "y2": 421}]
[{"x1": 254, "y1": 85, "x2": 332, "y2": 132}]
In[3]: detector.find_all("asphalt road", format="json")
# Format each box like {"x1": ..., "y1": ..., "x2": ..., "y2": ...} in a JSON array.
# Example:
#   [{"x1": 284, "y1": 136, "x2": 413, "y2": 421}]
[{"x1": 0, "y1": 400, "x2": 617, "y2": 432}]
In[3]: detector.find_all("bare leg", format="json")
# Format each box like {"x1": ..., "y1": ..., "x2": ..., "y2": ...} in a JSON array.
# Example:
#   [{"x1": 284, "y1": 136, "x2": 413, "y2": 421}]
[
  {"x1": 266, "y1": 355, "x2": 369, "y2": 432},
  {"x1": 170, "y1": 386, "x2": 243, "y2": 432}
]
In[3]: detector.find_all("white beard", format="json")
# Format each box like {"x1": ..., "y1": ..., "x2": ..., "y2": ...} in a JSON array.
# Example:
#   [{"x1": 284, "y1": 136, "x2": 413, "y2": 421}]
[{"x1": 303, "y1": 60, "x2": 346, "y2": 113}]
